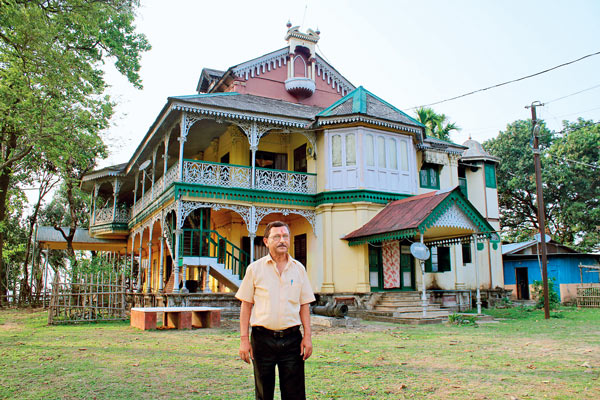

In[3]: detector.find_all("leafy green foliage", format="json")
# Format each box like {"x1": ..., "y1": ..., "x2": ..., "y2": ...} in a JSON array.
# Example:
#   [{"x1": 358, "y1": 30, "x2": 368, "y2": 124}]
[
  {"x1": 532, "y1": 278, "x2": 560, "y2": 310},
  {"x1": 483, "y1": 119, "x2": 600, "y2": 251},
  {"x1": 0, "y1": 0, "x2": 150, "y2": 295},
  {"x1": 414, "y1": 107, "x2": 460, "y2": 141},
  {"x1": 448, "y1": 313, "x2": 477, "y2": 326}
]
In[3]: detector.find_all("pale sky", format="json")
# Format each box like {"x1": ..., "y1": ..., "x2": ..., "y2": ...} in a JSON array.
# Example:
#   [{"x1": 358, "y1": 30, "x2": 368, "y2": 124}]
[{"x1": 102, "y1": 0, "x2": 600, "y2": 168}]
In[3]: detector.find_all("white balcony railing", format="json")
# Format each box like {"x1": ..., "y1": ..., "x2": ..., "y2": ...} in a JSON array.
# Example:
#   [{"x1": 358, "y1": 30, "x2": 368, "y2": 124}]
[
  {"x1": 94, "y1": 206, "x2": 130, "y2": 225},
  {"x1": 255, "y1": 167, "x2": 317, "y2": 195},
  {"x1": 183, "y1": 160, "x2": 317, "y2": 195},
  {"x1": 128, "y1": 161, "x2": 316, "y2": 220},
  {"x1": 183, "y1": 161, "x2": 251, "y2": 189}
]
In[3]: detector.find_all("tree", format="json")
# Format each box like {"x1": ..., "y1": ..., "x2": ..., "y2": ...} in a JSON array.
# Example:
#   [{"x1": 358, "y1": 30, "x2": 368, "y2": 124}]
[
  {"x1": 544, "y1": 119, "x2": 600, "y2": 251},
  {"x1": 414, "y1": 107, "x2": 460, "y2": 141},
  {"x1": 0, "y1": 0, "x2": 150, "y2": 299},
  {"x1": 483, "y1": 119, "x2": 600, "y2": 252}
]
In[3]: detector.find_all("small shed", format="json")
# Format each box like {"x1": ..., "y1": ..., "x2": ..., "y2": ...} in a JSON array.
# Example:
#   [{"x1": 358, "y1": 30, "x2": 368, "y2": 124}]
[{"x1": 502, "y1": 240, "x2": 600, "y2": 303}]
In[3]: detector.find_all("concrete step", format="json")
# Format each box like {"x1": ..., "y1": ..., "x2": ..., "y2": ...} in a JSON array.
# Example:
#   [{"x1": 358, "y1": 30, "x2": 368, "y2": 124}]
[
  {"x1": 377, "y1": 300, "x2": 426, "y2": 306},
  {"x1": 394, "y1": 311, "x2": 450, "y2": 319},
  {"x1": 375, "y1": 305, "x2": 442, "y2": 313},
  {"x1": 362, "y1": 313, "x2": 444, "y2": 325}
]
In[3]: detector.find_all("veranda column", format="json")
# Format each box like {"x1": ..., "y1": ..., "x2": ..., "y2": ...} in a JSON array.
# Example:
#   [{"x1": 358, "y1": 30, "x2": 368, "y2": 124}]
[
  {"x1": 158, "y1": 236, "x2": 165, "y2": 292},
  {"x1": 172, "y1": 228, "x2": 181, "y2": 293},
  {"x1": 473, "y1": 234, "x2": 482, "y2": 315},
  {"x1": 419, "y1": 233, "x2": 428, "y2": 318},
  {"x1": 136, "y1": 232, "x2": 143, "y2": 293},
  {"x1": 145, "y1": 229, "x2": 153, "y2": 293},
  {"x1": 204, "y1": 264, "x2": 211, "y2": 293},
  {"x1": 91, "y1": 183, "x2": 98, "y2": 225},
  {"x1": 181, "y1": 263, "x2": 187, "y2": 292},
  {"x1": 112, "y1": 178, "x2": 120, "y2": 221},
  {"x1": 178, "y1": 113, "x2": 198, "y2": 182},
  {"x1": 163, "y1": 134, "x2": 170, "y2": 191},
  {"x1": 129, "y1": 234, "x2": 136, "y2": 291},
  {"x1": 249, "y1": 205, "x2": 256, "y2": 262},
  {"x1": 151, "y1": 149, "x2": 157, "y2": 200},
  {"x1": 133, "y1": 171, "x2": 139, "y2": 209}
]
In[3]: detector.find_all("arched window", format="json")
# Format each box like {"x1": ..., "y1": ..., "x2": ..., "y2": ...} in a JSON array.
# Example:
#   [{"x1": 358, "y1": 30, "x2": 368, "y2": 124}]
[{"x1": 293, "y1": 55, "x2": 307, "y2": 77}]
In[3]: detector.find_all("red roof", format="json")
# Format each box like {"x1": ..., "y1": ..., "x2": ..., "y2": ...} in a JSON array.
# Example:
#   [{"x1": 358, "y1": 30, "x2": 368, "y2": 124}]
[{"x1": 343, "y1": 188, "x2": 455, "y2": 240}]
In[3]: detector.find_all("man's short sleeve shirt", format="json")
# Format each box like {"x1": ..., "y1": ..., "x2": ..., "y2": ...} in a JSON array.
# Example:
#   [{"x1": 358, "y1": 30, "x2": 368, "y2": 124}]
[{"x1": 235, "y1": 254, "x2": 315, "y2": 330}]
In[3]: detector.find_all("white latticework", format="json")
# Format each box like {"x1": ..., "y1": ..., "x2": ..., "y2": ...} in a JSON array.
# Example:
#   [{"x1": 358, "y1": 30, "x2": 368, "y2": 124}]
[
  {"x1": 255, "y1": 168, "x2": 317, "y2": 194},
  {"x1": 178, "y1": 200, "x2": 252, "y2": 230},
  {"x1": 255, "y1": 207, "x2": 316, "y2": 235},
  {"x1": 183, "y1": 161, "x2": 251, "y2": 188},
  {"x1": 94, "y1": 207, "x2": 131, "y2": 225},
  {"x1": 431, "y1": 203, "x2": 479, "y2": 231},
  {"x1": 114, "y1": 208, "x2": 131, "y2": 224}
]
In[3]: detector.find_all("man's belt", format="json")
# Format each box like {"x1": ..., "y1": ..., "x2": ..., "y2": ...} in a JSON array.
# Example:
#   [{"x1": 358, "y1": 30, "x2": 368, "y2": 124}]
[{"x1": 252, "y1": 325, "x2": 300, "y2": 338}]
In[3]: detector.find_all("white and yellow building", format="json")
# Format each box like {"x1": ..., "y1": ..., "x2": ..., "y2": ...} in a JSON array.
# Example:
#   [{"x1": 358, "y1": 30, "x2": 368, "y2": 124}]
[{"x1": 61, "y1": 26, "x2": 504, "y2": 300}]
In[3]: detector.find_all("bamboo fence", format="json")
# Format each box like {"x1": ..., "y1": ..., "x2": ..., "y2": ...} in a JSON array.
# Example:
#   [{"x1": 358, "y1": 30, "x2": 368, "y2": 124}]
[{"x1": 48, "y1": 271, "x2": 127, "y2": 324}]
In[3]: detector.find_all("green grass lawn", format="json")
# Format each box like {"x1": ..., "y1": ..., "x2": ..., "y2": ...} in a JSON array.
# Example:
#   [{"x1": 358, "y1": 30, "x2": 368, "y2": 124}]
[{"x1": 0, "y1": 307, "x2": 599, "y2": 399}]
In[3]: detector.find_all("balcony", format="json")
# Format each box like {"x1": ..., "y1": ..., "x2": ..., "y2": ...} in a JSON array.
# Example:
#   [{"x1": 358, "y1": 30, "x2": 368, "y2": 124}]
[
  {"x1": 183, "y1": 160, "x2": 317, "y2": 195},
  {"x1": 285, "y1": 77, "x2": 316, "y2": 98},
  {"x1": 130, "y1": 160, "x2": 317, "y2": 219},
  {"x1": 94, "y1": 206, "x2": 131, "y2": 225},
  {"x1": 90, "y1": 206, "x2": 131, "y2": 237}
]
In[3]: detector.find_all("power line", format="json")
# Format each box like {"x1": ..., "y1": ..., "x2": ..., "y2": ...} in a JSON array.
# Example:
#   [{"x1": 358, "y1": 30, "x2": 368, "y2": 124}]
[
  {"x1": 406, "y1": 50, "x2": 600, "y2": 110},
  {"x1": 543, "y1": 83, "x2": 600, "y2": 105}
]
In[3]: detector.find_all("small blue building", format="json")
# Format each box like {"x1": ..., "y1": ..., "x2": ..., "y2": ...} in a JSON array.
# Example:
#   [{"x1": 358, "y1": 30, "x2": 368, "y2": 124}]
[{"x1": 503, "y1": 240, "x2": 600, "y2": 303}]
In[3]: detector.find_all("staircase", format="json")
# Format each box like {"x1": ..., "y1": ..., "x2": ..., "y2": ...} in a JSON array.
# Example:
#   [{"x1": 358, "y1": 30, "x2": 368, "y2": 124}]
[
  {"x1": 182, "y1": 256, "x2": 242, "y2": 291},
  {"x1": 161, "y1": 227, "x2": 249, "y2": 293},
  {"x1": 365, "y1": 292, "x2": 450, "y2": 324}
]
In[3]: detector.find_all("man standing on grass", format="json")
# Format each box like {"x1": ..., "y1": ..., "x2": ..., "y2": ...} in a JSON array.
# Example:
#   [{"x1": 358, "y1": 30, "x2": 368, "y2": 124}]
[{"x1": 236, "y1": 221, "x2": 315, "y2": 400}]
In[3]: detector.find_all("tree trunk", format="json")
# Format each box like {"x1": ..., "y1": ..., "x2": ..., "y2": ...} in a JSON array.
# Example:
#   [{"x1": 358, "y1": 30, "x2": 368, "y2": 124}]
[{"x1": 0, "y1": 163, "x2": 12, "y2": 303}]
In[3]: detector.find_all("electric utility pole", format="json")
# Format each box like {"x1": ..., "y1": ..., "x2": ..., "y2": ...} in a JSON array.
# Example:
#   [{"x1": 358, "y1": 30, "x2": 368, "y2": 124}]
[{"x1": 525, "y1": 101, "x2": 550, "y2": 320}]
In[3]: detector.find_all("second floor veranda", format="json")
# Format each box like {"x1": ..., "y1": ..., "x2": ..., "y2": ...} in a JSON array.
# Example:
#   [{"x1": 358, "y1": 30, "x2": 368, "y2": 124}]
[{"x1": 84, "y1": 94, "x2": 322, "y2": 231}]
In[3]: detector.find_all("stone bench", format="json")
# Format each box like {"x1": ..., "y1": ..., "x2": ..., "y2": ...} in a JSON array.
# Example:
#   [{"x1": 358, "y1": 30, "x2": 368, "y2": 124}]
[{"x1": 130, "y1": 307, "x2": 222, "y2": 330}]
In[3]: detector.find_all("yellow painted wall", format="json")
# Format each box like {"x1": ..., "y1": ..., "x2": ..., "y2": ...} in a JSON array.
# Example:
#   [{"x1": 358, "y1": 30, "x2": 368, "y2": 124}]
[{"x1": 315, "y1": 202, "x2": 383, "y2": 293}]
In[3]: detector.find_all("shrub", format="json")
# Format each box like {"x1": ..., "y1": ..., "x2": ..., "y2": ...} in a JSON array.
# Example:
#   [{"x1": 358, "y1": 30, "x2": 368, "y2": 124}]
[
  {"x1": 448, "y1": 313, "x2": 477, "y2": 326},
  {"x1": 532, "y1": 278, "x2": 560, "y2": 310}
]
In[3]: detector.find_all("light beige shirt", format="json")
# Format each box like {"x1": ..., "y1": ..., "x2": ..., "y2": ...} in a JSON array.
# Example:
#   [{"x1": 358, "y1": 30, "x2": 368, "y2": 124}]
[{"x1": 235, "y1": 253, "x2": 315, "y2": 331}]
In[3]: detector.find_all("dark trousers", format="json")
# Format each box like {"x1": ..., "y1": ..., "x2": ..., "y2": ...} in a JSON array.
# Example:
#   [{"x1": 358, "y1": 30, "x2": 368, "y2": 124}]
[{"x1": 251, "y1": 326, "x2": 305, "y2": 400}]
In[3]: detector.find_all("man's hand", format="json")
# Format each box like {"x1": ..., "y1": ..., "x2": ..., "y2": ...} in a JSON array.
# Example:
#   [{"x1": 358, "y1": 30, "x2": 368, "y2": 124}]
[
  {"x1": 239, "y1": 336, "x2": 253, "y2": 364},
  {"x1": 300, "y1": 335, "x2": 312, "y2": 360}
]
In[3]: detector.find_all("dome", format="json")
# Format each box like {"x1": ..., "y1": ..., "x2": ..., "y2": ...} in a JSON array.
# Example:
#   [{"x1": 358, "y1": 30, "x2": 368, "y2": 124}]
[{"x1": 461, "y1": 139, "x2": 500, "y2": 162}]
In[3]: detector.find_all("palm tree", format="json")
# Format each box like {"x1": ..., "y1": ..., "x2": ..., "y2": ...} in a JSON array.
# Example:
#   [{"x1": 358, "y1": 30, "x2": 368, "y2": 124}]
[{"x1": 415, "y1": 107, "x2": 460, "y2": 141}]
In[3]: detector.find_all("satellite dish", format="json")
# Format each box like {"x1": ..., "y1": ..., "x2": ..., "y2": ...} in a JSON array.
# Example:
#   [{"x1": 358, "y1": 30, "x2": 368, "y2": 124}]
[
  {"x1": 410, "y1": 242, "x2": 430, "y2": 261},
  {"x1": 138, "y1": 160, "x2": 151, "y2": 171},
  {"x1": 534, "y1": 233, "x2": 551, "y2": 243}
]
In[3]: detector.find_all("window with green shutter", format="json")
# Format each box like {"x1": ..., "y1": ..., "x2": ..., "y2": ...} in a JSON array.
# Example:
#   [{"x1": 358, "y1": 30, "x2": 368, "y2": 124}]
[
  {"x1": 485, "y1": 163, "x2": 497, "y2": 188},
  {"x1": 425, "y1": 246, "x2": 451, "y2": 272},
  {"x1": 419, "y1": 164, "x2": 440, "y2": 189}
]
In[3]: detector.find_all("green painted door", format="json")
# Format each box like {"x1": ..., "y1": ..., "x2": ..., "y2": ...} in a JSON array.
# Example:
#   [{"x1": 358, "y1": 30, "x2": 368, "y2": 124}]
[
  {"x1": 400, "y1": 245, "x2": 415, "y2": 290},
  {"x1": 369, "y1": 245, "x2": 383, "y2": 290}
]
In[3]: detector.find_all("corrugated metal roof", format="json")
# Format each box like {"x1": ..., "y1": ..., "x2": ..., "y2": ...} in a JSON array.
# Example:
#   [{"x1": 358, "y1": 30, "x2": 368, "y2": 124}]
[
  {"x1": 343, "y1": 189, "x2": 453, "y2": 240},
  {"x1": 36, "y1": 226, "x2": 124, "y2": 245},
  {"x1": 501, "y1": 240, "x2": 537, "y2": 255},
  {"x1": 170, "y1": 93, "x2": 323, "y2": 121},
  {"x1": 316, "y1": 86, "x2": 424, "y2": 128}
]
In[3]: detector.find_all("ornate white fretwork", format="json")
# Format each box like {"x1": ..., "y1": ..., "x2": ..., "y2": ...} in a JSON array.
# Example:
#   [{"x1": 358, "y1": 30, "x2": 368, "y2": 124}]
[
  {"x1": 232, "y1": 47, "x2": 289, "y2": 80},
  {"x1": 431, "y1": 203, "x2": 478, "y2": 231},
  {"x1": 255, "y1": 168, "x2": 316, "y2": 194},
  {"x1": 181, "y1": 112, "x2": 204, "y2": 139},
  {"x1": 94, "y1": 207, "x2": 130, "y2": 224},
  {"x1": 255, "y1": 207, "x2": 316, "y2": 235},
  {"x1": 236, "y1": 121, "x2": 273, "y2": 150},
  {"x1": 178, "y1": 200, "x2": 252, "y2": 230},
  {"x1": 183, "y1": 161, "x2": 251, "y2": 189}
]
